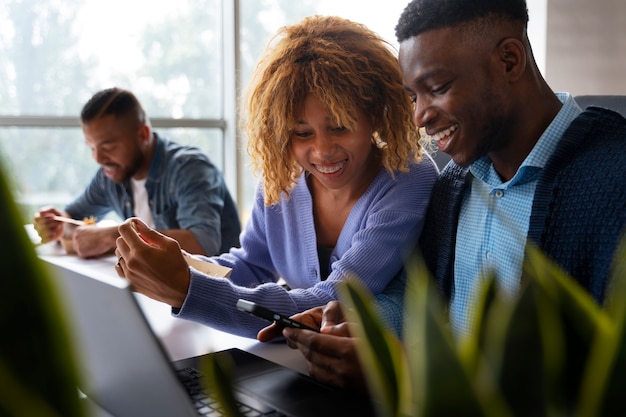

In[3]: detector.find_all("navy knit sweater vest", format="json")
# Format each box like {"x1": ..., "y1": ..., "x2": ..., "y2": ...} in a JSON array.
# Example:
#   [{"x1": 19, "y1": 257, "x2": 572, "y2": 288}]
[{"x1": 419, "y1": 107, "x2": 626, "y2": 305}]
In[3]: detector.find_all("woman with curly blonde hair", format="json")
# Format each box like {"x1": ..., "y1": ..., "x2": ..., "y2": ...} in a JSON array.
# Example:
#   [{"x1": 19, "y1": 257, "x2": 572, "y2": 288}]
[
  {"x1": 115, "y1": 15, "x2": 438, "y2": 338},
  {"x1": 246, "y1": 15, "x2": 425, "y2": 205}
]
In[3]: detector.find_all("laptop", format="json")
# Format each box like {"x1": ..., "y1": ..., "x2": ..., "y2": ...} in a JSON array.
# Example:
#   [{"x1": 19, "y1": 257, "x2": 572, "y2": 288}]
[{"x1": 44, "y1": 258, "x2": 376, "y2": 417}]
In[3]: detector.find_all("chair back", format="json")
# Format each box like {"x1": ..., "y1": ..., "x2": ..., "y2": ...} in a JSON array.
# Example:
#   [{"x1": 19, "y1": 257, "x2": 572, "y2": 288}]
[{"x1": 574, "y1": 95, "x2": 626, "y2": 117}]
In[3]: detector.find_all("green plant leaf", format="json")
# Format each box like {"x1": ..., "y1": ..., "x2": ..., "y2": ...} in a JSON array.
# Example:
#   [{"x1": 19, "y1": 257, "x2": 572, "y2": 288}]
[
  {"x1": 403, "y1": 252, "x2": 490, "y2": 417},
  {"x1": 524, "y1": 244, "x2": 609, "y2": 414},
  {"x1": 338, "y1": 277, "x2": 412, "y2": 417},
  {"x1": 524, "y1": 245, "x2": 608, "y2": 344},
  {"x1": 0, "y1": 360, "x2": 66, "y2": 417},
  {"x1": 0, "y1": 156, "x2": 85, "y2": 416},
  {"x1": 458, "y1": 272, "x2": 498, "y2": 373},
  {"x1": 456, "y1": 273, "x2": 515, "y2": 417},
  {"x1": 201, "y1": 351, "x2": 243, "y2": 417},
  {"x1": 480, "y1": 275, "x2": 564, "y2": 417},
  {"x1": 577, "y1": 231, "x2": 626, "y2": 417}
]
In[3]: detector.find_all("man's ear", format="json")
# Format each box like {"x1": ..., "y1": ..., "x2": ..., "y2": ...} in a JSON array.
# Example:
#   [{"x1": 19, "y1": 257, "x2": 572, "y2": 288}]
[
  {"x1": 138, "y1": 123, "x2": 151, "y2": 146},
  {"x1": 498, "y1": 37, "x2": 526, "y2": 82}
]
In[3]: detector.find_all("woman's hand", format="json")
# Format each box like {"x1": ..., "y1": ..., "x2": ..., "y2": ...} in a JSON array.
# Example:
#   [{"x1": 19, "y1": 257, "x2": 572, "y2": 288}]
[
  {"x1": 257, "y1": 301, "x2": 367, "y2": 393},
  {"x1": 257, "y1": 305, "x2": 324, "y2": 342},
  {"x1": 115, "y1": 217, "x2": 190, "y2": 308}
]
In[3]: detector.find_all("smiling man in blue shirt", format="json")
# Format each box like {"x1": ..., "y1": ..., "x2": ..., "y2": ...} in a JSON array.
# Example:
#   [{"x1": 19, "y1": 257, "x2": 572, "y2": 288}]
[
  {"x1": 399, "y1": 0, "x2": 626, "y2": 338},
  {"x1": 34, "y1": 87, "x2": 241, "y2": 258}
]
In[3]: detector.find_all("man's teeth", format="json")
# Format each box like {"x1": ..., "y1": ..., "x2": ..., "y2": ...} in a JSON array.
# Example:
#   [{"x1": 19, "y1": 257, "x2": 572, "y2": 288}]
[
  {"x1": 420, "y1": 125, "x2": 458, "y2": 142},
  {"x1": 316, "y1": 161, "x2": 346, "y2": 174}
]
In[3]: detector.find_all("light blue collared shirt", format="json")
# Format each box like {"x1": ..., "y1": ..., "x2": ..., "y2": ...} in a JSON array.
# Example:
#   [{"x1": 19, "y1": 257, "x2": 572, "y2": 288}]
[{"x1": 450, "y1": 93, "x2": 582, "y2": 338}]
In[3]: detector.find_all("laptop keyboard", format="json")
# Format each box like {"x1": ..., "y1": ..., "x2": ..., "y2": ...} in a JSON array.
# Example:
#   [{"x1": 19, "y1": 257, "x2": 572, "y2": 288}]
[{"x1": 177, "y1": 367, "x2": 288, "y2": 417}]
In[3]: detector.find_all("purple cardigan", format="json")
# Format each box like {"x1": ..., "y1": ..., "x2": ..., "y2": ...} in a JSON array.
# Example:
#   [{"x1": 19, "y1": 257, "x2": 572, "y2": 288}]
[{"x1": 175, "y1": 156, "x2": 438, "y2": 338}]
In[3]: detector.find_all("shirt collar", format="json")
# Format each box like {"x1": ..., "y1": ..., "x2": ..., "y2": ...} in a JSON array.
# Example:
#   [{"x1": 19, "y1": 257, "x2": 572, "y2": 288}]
[{"x1": 470, "y1": 92, "x2": 582, "y2": 188}]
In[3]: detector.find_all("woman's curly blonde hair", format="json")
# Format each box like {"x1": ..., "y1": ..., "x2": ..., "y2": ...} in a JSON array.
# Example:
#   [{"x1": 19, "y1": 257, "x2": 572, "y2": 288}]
[{"x1": 244, "y1": 15, "x2": 423, "y2": 206}]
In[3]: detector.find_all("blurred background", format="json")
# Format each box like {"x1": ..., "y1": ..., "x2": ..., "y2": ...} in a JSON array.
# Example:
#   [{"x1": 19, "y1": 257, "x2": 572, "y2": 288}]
[{"x1": 0, "y1": 0, "x2": 624, "y2": 224}]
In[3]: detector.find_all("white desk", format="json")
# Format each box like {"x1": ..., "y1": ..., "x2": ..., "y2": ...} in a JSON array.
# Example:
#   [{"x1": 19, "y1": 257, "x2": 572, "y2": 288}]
[
  {"x1": 37, "y1": 242, "x2": 308, "y2": 372},
  {"x1": 36, "y1": 242, "x2": 310, "y2": 401}
]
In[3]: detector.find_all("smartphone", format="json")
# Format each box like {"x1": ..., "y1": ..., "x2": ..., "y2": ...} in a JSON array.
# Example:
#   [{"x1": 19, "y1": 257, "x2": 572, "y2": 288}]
[{"x1": 236, "y1": 299, "x2": 319, "y2": 332}]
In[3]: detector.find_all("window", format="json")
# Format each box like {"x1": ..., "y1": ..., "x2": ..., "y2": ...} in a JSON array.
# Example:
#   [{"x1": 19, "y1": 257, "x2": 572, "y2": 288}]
[
  {"x1": 0, "y1": 0, "x2": 227, "y2": 221},
  {"x1": 0, "y1": 0, "x2": 449, "y2": 223}
]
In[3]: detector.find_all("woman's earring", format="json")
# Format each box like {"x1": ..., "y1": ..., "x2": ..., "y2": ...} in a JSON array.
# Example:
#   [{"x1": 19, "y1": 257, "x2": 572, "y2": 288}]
[{"x1": 372, "y1": 136, "x2": 387, "y2": 149}]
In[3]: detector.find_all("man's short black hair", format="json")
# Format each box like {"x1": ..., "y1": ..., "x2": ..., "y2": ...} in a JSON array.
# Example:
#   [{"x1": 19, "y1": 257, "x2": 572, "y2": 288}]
[
  {"x1": 80, "y1": 87, "x2": 146, "y2": 124},
  {"x1": 395, "y1": 0, "x2": 529, "y2": 42}
]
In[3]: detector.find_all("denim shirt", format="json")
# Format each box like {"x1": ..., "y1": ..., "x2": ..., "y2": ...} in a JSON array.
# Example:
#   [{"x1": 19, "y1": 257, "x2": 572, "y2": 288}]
[{"x1": 65, "y1": 133, "x2": 241, "y2": 255}]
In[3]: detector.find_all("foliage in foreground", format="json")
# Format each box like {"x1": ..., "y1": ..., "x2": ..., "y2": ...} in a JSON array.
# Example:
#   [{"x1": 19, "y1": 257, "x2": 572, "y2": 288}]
[
  {"x1": 339, "y1": 236, "x2": 626, "y2": 417},
  {"x1": 0, "y1": 159, "x2": 85, "y2": 416}
]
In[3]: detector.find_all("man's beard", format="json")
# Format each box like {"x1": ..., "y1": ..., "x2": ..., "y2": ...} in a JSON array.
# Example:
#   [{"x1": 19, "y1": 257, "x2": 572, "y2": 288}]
[{"x1": 119, "y1": 152, "x2": 146, "y2": 182}]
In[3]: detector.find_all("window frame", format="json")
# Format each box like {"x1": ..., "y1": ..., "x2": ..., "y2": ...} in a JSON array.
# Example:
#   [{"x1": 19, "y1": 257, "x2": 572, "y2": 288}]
[{"x1": 0, "y1": 0, "x2": 243, "y2": 217}]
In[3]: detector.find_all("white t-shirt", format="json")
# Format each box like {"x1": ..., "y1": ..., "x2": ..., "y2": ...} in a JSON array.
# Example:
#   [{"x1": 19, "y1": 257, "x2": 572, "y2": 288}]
[{"x1": 130, "y1": 177, "x2": 155, "y2": 228}]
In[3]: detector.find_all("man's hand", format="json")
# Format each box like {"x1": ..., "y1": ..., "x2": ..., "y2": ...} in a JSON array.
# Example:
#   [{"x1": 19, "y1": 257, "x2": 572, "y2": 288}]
[
  {"x1": 33, "y1": 207, "x2": 64, "y2": 243},
  {"x1": 73, "y1": 225, "x2": 118, "y2": 258},
  {"x1": 258, "y1": 301, "x2": 367, "y2": 393}
]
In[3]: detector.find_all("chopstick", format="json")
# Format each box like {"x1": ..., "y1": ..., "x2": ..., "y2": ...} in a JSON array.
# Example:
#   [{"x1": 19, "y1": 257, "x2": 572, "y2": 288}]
[{"x1": 52, "y1": 216, "x2": 86, "y2": 226}]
